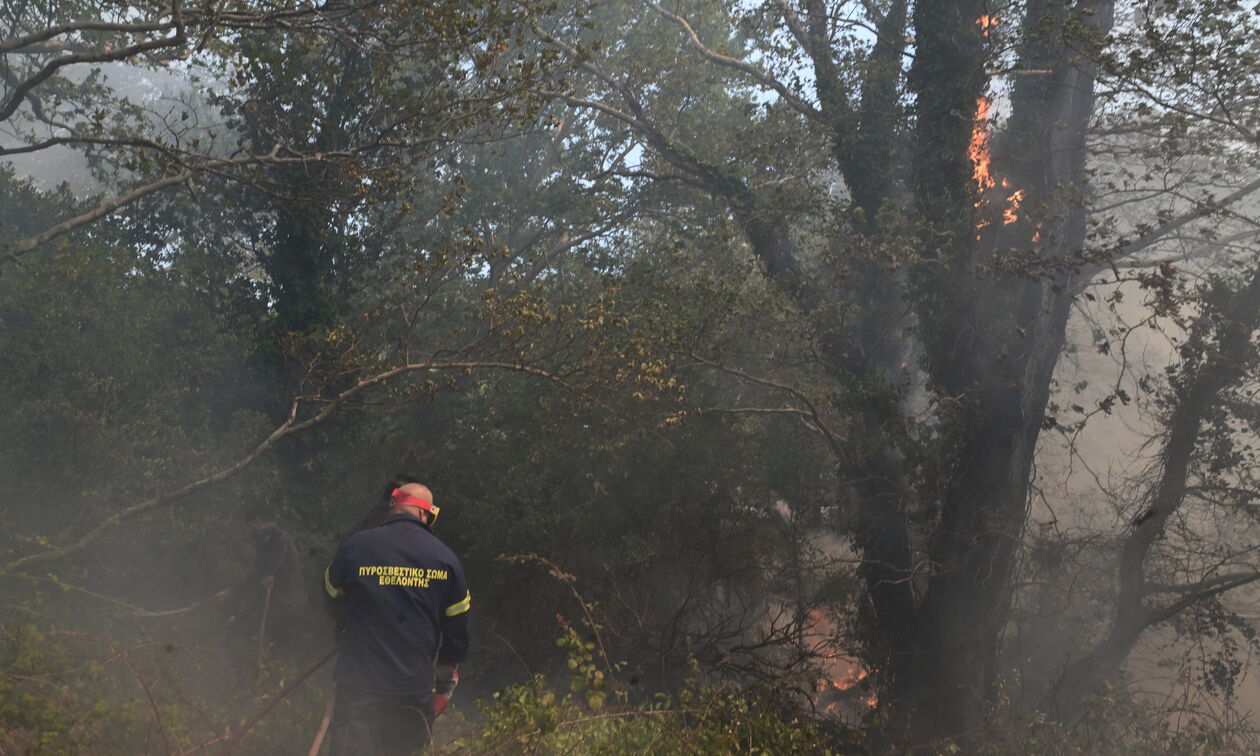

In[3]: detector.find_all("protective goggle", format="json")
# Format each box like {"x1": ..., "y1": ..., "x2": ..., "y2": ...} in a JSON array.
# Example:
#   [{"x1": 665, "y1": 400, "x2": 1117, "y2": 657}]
[{"x1": 390, "y1": 488, "x2": 440, "y2": 525}]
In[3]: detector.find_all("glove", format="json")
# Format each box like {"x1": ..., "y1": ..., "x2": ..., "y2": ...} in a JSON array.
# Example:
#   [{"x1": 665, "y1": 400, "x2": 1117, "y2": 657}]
[{"x1": 433, "y1": 661, "x2": 460, "y2": 718}]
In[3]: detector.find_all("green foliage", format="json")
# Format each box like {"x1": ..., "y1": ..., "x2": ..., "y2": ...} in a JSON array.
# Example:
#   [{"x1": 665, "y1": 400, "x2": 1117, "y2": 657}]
[
  {"x1": 0, "y1": 624, "x2": 172, "y2": 754},
  {"x1": 0, "y1": 619, "x2": 329, "y2": 755},
  {"x1": 5, "y1": 0, "x2": 1260, "y2": 751},
  {"x1": 445, "y1": 625, "x2": 845, "y2": 755},
  {"x1": 0, "y1": 168, "x2": 278, "y2": 569},
  {"x1": 970, "y1": 683, "x2": 1257, "y2": 756}
]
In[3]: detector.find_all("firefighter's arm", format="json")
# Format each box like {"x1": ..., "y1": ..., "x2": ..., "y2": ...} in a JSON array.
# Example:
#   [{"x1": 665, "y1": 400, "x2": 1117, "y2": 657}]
[
  {"x1": 437, "y1": 588, "x2": 471, "y2": 662},
  {"x1": 434, "y1": 568, "x2": 471, "y2": 717}
]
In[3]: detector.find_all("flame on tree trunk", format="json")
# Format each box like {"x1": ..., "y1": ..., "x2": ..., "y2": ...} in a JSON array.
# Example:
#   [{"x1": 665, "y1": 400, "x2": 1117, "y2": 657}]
[{"x1": 878, "y1": 0, "x2": 1113, "y2": 740}]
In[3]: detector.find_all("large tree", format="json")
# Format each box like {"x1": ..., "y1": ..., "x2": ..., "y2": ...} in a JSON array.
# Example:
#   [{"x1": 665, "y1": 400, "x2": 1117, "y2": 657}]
[
  {"x1": 0, "y1": 0, "x2": 555, "y2": 269},
  {"x1": 525, "y1": 0, "x2": 1260, "y2": 740},
  {"x1": 5, "y1": 0, "x2": 1260, "y2": 748}
]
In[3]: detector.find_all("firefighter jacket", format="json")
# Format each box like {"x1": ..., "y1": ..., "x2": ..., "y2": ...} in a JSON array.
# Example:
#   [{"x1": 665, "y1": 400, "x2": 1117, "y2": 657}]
[{"x1": 324, "y1": 513, "x2": 471, "y2": 694}]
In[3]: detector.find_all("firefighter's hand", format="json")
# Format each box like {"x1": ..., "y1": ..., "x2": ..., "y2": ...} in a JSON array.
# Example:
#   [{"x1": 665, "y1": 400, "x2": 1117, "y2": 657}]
[
  {"x1": 433, "y1": 661, "x2": 459, "y2": 718},
  {"x1": 260, "y1": 575, "x2": 276, "y2": 590},
  {"x1": 434, "y1": 661, "x2": 460, "y2": 696}
]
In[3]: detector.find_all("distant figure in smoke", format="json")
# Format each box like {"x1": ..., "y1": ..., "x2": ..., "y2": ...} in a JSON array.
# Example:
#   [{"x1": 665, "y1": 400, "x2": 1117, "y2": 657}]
[
  {"x1": 323, "y1": 477, "x2": 470, "y2": 755},
  {"x1": 218, "y1": 502, "x2": 309, "y2": 659}
]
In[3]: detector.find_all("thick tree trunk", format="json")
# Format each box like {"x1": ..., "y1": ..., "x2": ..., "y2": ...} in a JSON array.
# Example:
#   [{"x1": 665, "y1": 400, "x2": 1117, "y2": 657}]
[
  {"x1": 562, "y1": 0, "x2": 1113, "y2": 741},
  {"x1": 877, "y1": 0, "x2": 1112, "y2": 740},
  {"x1": 895, "y1": 0, "x2": 1001, "y2": 737}
]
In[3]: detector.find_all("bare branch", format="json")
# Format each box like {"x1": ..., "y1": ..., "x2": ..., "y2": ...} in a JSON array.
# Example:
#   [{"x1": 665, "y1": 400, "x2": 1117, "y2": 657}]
[
  {"x1": 552, "y1": 92, "x2": 648, "y2": 132},
  {"x1": 859, "y1": 0, "x2": 887, "y2": 26},
  {"x1": 2, "y1": 140, "x2": 433, "y2": 263},
  {"x1": 106, "y1": 637, "x2": 175, "y2": 756},
  {"x1": 687, "y1": 353, "x2": 845, "y2": 457},
  {"x1": 0, "y1": 359, "x2": 623, "y2": 572},
  {"x1": 1146, "y1": 571, "x2": 1260, "y2": 627},
  {"x1": 1110, "y1": 229, "x2": 1260, "y2": 270},
  {"x1": 799, "y1": 0, "x2": 854, "y2": 121},
  {"x1": 1145, "y1": 569, "x2": 1260, "y2": 597},
  {"x1": 1105, "y1": 176, "x2": 1260, "y2": 266},
  {"x1": 0, "y1": 18, "x2": 177, "y2": 55},
  {"x1": 1, "y1": 18, "x2": 188, "y2": 123},
  {"x1": 2, "y1": 170, "x2": 194, "y2": 264},
  {"x1": 219, "y1": 645, "x2": 341, "y2": 754},
  {"x1": 771, "y1": 0, "x2": 812, "y2": 51},
  {"x1": 0, "y1": 134, "x2": 170, "y2": 158},
  {"x1": 644, "y1": 1, "x2": 822, "y2": 122}
]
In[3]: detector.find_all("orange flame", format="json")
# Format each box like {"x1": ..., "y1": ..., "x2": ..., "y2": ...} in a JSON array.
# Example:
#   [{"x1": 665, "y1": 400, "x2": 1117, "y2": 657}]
[
  {"x1": 969, "y1": 19, "x2": 1029, "y2": 234},
  {"x1": 808, "y1": 608, "x2": 877, "y2": 718},
  {"x1": 970, "y1": 14, "x2": 1034, "y2": 234},
  {"x1": 969, "y1": 95, "x2": 994, "y2": 199},
  {"x1": 827, "y1": 667, "x2": 868, "y2": 692},
  {"x1": 1003, "y1": 189, "x2": 1025, "y2": 224}
]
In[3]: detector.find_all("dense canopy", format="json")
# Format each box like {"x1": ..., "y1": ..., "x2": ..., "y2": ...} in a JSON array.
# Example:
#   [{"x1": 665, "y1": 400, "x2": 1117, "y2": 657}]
[{"x1": 3, "y1": 1, "x2": 1260, "y2": 753}]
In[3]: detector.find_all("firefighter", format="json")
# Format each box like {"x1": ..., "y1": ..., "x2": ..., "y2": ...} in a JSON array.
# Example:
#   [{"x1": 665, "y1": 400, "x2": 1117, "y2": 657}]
[
  {"x1": 323, "y1": 479, "x2": 470, "y2": 755},
  {"x1": 216, "y1": 503, "x2": 309, "y2": 663}
]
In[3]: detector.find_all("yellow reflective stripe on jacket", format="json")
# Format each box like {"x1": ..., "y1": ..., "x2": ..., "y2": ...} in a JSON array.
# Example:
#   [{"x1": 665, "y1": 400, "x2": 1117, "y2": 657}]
[
  {"x1": 324, "y1": 564, "x2": 344, "y2": 598},
  {"x1": 445, "y1": 591, "x2": 471, "y2": 617}
]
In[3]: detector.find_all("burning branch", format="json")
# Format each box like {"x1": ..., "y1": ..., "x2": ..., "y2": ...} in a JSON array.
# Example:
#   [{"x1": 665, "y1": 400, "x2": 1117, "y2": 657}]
[
  {"x1": 806, "y1": 608, "x2": 878, "y2": 716},
  {"x1": 967, "y1": 14, "x2": 1027, "y2": 232},
  {"x1": 969, "y1": 95, "x2": 996, "y2": 199},
  {"x1": 1003, "y1": 188, "x2": 1025, "y2": 225}
]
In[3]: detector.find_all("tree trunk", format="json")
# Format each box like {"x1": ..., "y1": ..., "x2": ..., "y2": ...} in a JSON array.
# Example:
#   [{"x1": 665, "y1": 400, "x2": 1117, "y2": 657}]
[{"x1": 874, "y1": 0, "x2": 1112, "y2": 740}]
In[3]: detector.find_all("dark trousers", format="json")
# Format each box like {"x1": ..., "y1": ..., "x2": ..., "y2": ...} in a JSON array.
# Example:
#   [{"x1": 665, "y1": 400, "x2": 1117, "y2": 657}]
[{"x1": 328, "y1": 685, "x2": 434, "y2": 756}]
